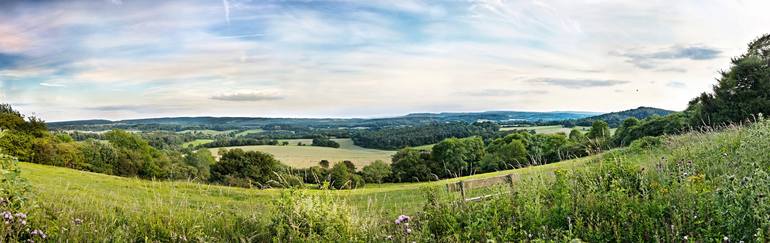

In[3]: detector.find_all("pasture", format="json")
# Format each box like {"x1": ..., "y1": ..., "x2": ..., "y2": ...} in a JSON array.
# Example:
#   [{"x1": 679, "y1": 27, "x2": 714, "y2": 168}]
[
  {"x1": 208, "y1": 138, "x2": 396, "y2": 168},
  {"x1": 181, "y1": 139, "x2": 215, "y2": 147}
]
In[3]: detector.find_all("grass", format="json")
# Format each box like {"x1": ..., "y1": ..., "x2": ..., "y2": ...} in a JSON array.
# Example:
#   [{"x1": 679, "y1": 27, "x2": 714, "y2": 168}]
[
  {"x1": 234, "y1": 129, "x2": 264, "y2": 136},
  {"x1": 181, "y1": 139, "x2": 214, "y2": 147},
  {"x1": 17, "y1": 121, "x2": 770, "y2": 241},
  {"x1": 176, "y1": 129, "x2": 234, "y2": 135},
  {"x1": 210, "y1": 138, "x2": 397, "y2": 168}
]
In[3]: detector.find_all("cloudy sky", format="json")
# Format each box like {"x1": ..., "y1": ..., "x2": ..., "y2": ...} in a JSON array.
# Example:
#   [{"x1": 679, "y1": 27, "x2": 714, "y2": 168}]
[{"x1": 1, "y1": 0, "x2": 768, "y2": 121}]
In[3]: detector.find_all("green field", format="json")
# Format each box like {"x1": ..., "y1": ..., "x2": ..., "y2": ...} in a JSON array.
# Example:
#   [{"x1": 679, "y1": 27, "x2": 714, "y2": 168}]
[
  {"x1": 501, "y1": 125, "x2": 617, "y2": 135},
  {"x1": 234, "y1": 129, "x2": 265, "y2": 136},
  {"x1": 209, "y1": 138, "x2": 396, "y2": 168},
  {"x1": 181, "y1": 139, "x2": 215, "y2": 147},
  {"x1": 176, "y1": 129, "x2": 235, "y2": 135}
]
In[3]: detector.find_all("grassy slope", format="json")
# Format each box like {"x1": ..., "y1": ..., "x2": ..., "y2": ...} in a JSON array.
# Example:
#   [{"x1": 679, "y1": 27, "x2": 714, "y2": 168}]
[{"x1": 208, "y1": 138, "x2": 397, "y2": 168}]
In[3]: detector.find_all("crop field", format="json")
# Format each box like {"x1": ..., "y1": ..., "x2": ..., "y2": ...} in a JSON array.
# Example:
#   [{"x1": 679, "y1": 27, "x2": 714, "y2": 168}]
[{"x1": 209, "y1": 138, "x2": 396, "y2": 168}]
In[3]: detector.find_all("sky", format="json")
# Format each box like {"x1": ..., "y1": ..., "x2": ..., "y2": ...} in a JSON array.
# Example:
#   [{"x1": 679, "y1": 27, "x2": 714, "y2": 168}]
[{"x1": 1, "y1": 0, "x2": 769, "y2": 121}]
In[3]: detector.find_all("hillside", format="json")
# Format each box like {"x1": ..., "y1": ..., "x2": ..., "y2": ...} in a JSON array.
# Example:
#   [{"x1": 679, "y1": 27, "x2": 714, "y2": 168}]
[
  {"x1": 566, "y1": 106, "x2": 674, "y2": 127},
  {"x1": 47, "y1": 110, "x2": 598, "y2": 131},
  {"x1": 13, "y1": 119, "x2": 770, "y2": 241}
]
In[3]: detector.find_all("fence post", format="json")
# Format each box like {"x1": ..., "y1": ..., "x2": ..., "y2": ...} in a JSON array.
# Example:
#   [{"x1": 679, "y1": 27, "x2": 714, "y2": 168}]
[{"x1": 459, "y1": 181, "x2": 466, "y2": 201}]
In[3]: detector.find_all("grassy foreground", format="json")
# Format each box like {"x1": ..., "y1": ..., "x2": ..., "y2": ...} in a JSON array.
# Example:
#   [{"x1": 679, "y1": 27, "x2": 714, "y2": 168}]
[{"x1": 14, "y1": 120, "x2": 770, "y2": 241}]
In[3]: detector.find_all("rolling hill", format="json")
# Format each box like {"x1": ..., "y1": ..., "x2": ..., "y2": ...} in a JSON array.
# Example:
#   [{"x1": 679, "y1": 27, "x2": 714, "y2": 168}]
[{"x1": 566, "y1": 106, "x2": 674, "y2": 127}]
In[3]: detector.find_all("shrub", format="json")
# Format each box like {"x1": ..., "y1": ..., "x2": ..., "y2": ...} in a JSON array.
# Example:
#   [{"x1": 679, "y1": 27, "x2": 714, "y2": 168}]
[
  {"x1": 209, "y1": 149, "x2": 283, "y2": 188},
  {"x1": 328, "y1": 162, "x2": 364, "y2": 189},
  {"x1": 361, "y1": 160, "x2": 391, "y2": 183}
]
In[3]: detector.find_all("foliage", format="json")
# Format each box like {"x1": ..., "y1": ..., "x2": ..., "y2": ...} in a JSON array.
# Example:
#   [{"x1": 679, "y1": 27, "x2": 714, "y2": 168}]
[
  {"x1": 350, "y1": 122, "x2": 499, "y2": 150},
  {"x1": 311, "y1": 137, "x2": 340, "y2": 148},
  {"x1": 430, "y1": 137, "x2": 485, "y2": 178},
  {"x1": 564, "y1": 106, "x2": 674, "y2": 127},
  {"x1": 687, "y1": 34, "x2": 770, "y2": 126},
  {"x1": 268, "y1": 191, "x2": 373, "y2": 241},
  {"x1": 480, "y1": 138, "x2": 527, "y2": 171},
  {"x1": 612, "y1": 113, "x2": 689, "y2": 146},
  {"x1": 390, "y1": 149, "x2": 434, "y2": 182},
  {"x1": 361, "y1": 160, "x2": 391, "y2": 183},
  {"x1": 328, "y1": 162, "x2": 365, "y2": 189},
  {"x1": 209, "y1": 149, "x2": 284, "y2": 188},
  {"x1": 198, "y1": 138, "x2": 278, "y2": 148}
]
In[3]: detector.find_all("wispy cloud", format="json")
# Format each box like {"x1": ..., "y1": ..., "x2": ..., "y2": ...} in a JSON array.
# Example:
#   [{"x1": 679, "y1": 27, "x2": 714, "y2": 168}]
[
  {"x1": 613, "y1": 45, "x2": 722, "y2": 70},
  {"x1": 666, "y1": 81, "x2": 686, "y2": 88},
  {"x1": 527, "y1": 78, "x2": 630, "y2": 89},
  {"x1": 39, "y1": 82, "x2": 66, "y2": 87},
  {"x1": 210, "y1": 91, "x2": 284, "y2": 102}
]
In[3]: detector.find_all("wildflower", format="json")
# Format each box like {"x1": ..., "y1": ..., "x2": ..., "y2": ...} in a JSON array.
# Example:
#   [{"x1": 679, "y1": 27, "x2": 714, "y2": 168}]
[
  {"x1": 684, "y1": 236, "x2": 688, "y2": 240},
  {"x1": 30, "y1": 229, "x2": 47, "y2": 239},
  {"x1": 14, "y1": 212, "x2": 27, "y2": 220},
  {"x1": 723, "y1": 236, "x2": 729, "y2": 241},
  {"x1": 20, "y1": 219, "x2": 27, "y2": 225},
  {"x1": 386, "y1": 235, "x2": 393, "y2": 240},
  {"x1": 2, "y1": 211, "x2": 12, "y2": 220},
  {"x1": 395, "y1": 215, "x2": 410, "y2": 225},
  {"x1": 406, "y1": 228, "x2": 412, "y2": 234},
  {"x1": 74, "y1": 218, "x2": 83, "y2": 225}
]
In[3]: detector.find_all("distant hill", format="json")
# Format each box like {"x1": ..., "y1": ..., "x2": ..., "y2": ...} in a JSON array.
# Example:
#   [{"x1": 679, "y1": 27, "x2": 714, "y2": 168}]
[
  {"x1": 48, "y1": 111, "x2": 599, "y2": 131},
  {"x1": 566, "y1": 107, "x2": 675, "y2": 127}
]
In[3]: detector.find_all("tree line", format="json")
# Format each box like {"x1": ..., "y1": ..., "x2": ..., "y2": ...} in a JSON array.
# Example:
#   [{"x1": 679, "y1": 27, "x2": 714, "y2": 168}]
[{"x1": 350, "y1": 122, "x2": 500, "y2": 150}]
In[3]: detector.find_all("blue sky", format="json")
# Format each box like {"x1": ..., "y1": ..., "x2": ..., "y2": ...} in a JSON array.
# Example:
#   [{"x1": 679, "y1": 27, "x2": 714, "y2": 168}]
[{"x1": 0, "y1": 0, "x2": 769, "y2": 121}]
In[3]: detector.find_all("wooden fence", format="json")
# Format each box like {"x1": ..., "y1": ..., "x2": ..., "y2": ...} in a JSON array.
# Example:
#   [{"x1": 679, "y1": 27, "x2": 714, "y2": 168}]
[{"x1": 446, "y1": 174, "x2": 518, "y2": 202}]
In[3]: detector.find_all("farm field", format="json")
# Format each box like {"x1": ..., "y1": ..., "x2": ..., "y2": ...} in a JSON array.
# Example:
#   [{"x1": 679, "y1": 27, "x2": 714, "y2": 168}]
[
  {"x1": 234, "y1": 129, "x2": 265, "y2": 136},
  {"x1": 181, "y1": 139, "x2": 215, "y2": 147},
  {"x1": 176, "y1": 129, "x2": 235, "y2": 135},
  {"x1": 209, "y1": 138, "x2": 396, "y2": 168},
  {"x1": 501, "y1": 125, "x2": 617, "y2": 135}
]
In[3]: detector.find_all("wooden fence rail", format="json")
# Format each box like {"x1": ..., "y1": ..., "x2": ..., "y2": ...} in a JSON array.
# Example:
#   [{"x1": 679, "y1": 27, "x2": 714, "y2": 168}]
[{"x1": 446, "y1": 174, "x2": 518, "y2": 202}]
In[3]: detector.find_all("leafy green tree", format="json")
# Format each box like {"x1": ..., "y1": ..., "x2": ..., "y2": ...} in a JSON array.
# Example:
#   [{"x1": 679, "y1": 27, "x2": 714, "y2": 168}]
[
  {"x1": 209, "y1": 149, "x2": 283, "y2": 188},
  {"x1": 586, "y1": 120, "x2": 611, "y2": 140},
  {"x1": 319, "y1": 160, "x2": 330, "y2": 169},
  {"x1": 687, "y1": 34, "x2": 770, "y2": 126},
  {"x1": 185, "y1": 149, "x2": 215, "y2": 180},
  {"x1": 390, "y1": 149, "x2": 433, "y2": 182},
  {"x1": 311, "y1": 137, "x2": 340, "y2": 148},
  {"x1": 480, "y1": 139, "x2": 527, "y2": 172},
  {"x1": 527, "y1": 133, "x2": 568, "y2": 164},
  {"x1": 431, "y1": 137, "x2": 485, "y2": 178},
  {"x1": 568, "y1": 128, "x2": 587, "y2": 143},
  {"x1": 329, "y1": 162, "x2": 364, "y2": 189},
  {"x1": 361, "y1": 160, "x2": 391, "y2": 183}
]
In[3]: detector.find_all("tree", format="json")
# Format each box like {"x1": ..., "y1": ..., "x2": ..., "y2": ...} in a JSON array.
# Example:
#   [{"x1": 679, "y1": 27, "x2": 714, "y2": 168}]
[
  {"x1": 319, "y1": 160, "x2": 330, "y2": 169},
  {"x1": 480, "y1": 139, "x2": 527, "y2": 172},
  {"x1": 568, "y1": 129, "x2": 587, "y2": 143},
  {"x1": 311, "y1": 137, "x2": 340, "y2": 148},
  {"x1": 209, "y1": 149, "x2": 283, "y2": 188},
  {"x1": 390, "y1": 149, "x2": 433, "y2": 182},
  {"x1": 586, "y1": 120, "x2": 611, "y2": 140},
  {"x1": 185, "y1": 149, "x2": 215, "y2": 180},
  {"x1": 361, "y1": 160, "x2": 391, "y2": 183},
  {"x1": 329, "y1": 162, "x2": 364, "y2": 189},
  {"x1": 687, "y1": 34, "x2": 770, "y2": 126},
  {"x1": 430, "y1": 137, "x2": 485, "y2": 178}
]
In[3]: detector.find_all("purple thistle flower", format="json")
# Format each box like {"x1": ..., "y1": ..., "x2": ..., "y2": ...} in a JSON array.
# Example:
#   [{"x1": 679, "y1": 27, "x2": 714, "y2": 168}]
[
  {"x1": 2, "y1": 211, "x2": 12, "y2": 220},
  {"x1": 14, "y1": 212, "x2": 26, "y2": 220},
  {"x1": 395, "y1": 215, "x2": 410, "y2": 224},
  {"x1": 31, "y1": 229, "x2": 47, "y2": 239}
]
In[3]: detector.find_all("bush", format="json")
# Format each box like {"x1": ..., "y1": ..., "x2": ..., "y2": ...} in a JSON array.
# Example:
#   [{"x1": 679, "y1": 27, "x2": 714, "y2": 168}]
[
  {"x1": 209, "y1": 149, "x2": 284, "y2": 188},
  {"x1": 328, "y1": 162, "x2": 364, "y2": 189},
  {"x1": 361, "y1": 160, "x2": 391, "y2": 183},
  {"x1": 629, "y1": 136, "x2": 663, "y2": 150},
  {"x1": 311, "y1": 137, "x2": 340, "y2": 148}
]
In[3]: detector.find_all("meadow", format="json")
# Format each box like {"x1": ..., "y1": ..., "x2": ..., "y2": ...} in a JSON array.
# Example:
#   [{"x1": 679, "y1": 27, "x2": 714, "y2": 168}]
[
  {"x1": 208, "y1": 138, "x2": 397, "y2": 168},
  {"x1": 12, "y1": 119, "x2": 770, "y2": 241}
]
